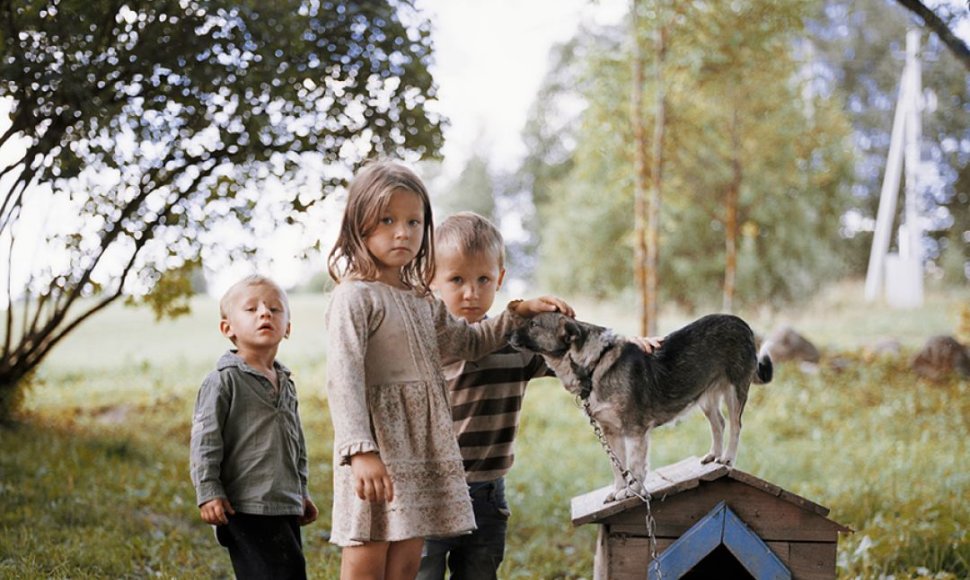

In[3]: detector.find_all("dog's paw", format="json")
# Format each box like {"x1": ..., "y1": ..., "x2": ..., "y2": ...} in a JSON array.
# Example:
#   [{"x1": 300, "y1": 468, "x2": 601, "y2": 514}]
[
  {"x1": 605, "y1": 484, "x2": 647, "y2": 503},
  {"x1": 604, "y1": 486, "x2": 632, "y2": 503},
  {"x1": 701, "y1": 453, "x2": 716, "y2": 464},
  {"x1": 613, "y1": 488, "x2": 635, "y2": 501}
]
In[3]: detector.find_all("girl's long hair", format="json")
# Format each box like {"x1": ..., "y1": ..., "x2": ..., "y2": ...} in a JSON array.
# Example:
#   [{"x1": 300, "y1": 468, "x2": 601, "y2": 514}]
[{"x1": 327, "y1": 160, "x2": 435, "y2": 294}]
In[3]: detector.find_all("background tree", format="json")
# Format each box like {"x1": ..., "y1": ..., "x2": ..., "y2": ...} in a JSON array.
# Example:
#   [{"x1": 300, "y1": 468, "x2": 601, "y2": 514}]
[
  {"x1": 678, "y1": 1, "x2": 855, "y2": 311},
  {"x1": 431, "y1": 151, "x2": 497, "y2": 222},
  {"x1": 514, "y1": 37, "x2": 585, "y2": 289},
  {"x1": 809, "y1": 0, "x2": 969, "y2": 279},
  {"x1": 0, "y1": 0, "x2": 444, "y2": 420},
  {"x1": 892, "y1": 0, "x2": 970, "y2": 70},
  {"x1": 519, "y1": 28, "x2": 634, "y2": 298},
  {"x1": 630, "y1": 0, "x2": 666, "y2": 335},
  {"x1": 523, "y1": 0, "x2": 855, "y2": 309}
]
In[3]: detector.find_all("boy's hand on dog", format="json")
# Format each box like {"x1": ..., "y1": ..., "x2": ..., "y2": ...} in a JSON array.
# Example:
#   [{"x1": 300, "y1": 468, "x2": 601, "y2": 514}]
[
  {"x1": 199, "y1": 497, "x2": 235, "y2": 525},
  {"x1": 632, "y1": 335, "x2": 664, "y2": 354},
  {"x1": 350, "y1": 452, "x2": 394, "y2": 503},
  {"x1": 513, "y1": 296, "x2": 575, "y2": 319}
]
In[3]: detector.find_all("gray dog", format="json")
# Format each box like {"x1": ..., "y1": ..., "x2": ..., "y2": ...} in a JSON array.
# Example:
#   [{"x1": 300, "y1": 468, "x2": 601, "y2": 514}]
[{"x1": 509, "y1": 312, "x2": 772, "y2": 502}]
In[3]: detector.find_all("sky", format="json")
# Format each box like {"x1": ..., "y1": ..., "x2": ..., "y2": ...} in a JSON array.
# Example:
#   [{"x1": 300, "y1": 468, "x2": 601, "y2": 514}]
[
  {"x1": 214, "y1": 0, "x2": 629, "y2": 294},
  {"x1": 417, "y1": 0, "x2": 969, "y2": 180},
  {"x1": 0, "y1": 1, "x2": 628, "y2": 300},
  {"x1": 3, "y1": 1, "x2": 962, "y2": 299},
  {"x1": 416, "y1": 0, "x2": 626, "y2": 175}
]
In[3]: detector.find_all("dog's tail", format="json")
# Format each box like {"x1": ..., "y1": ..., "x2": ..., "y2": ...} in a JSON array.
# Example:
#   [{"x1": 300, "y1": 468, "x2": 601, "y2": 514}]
[{"x1": 754, "y1": 343, "x2": 773, "y2": 384}]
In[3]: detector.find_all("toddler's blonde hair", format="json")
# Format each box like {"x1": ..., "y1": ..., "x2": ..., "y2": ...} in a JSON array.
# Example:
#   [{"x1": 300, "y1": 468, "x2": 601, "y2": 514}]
[{"x1": 219, "y1": 274, "x2": 290, "y2": 320}]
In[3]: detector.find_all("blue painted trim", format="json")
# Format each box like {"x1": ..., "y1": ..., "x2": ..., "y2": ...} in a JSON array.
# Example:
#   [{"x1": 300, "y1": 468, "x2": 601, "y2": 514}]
[
  {"x1": 647, "y1": 504, "x2": 723, "y2": 579},
  {"x1": 722, "y1": 505, "x2": 791, "y2": 579},
  {"x1": 648, "y1": 501, "x2": 791, "y2": 580}
]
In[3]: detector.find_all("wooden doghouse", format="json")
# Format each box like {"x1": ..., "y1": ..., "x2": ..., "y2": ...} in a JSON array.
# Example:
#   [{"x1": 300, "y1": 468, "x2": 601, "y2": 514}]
[{"x1": 571, "y1": 457, "x2": 850, "y2": 579}]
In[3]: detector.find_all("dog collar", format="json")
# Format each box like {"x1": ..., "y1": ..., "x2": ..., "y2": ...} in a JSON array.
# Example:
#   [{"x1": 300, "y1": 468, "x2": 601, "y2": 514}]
[{"x1": 568, "y1": 340, "x2": 616, "y2": 400}]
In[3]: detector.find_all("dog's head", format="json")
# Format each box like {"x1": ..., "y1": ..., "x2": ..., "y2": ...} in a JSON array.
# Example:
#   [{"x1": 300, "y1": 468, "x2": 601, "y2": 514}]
[{"x1": 508, "y1": 312, "x2": 587, "y2": 359}]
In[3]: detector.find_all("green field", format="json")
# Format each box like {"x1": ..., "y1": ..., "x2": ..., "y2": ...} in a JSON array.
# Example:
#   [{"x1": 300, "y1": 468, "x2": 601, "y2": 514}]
[{"x1": 1, "y1": 281, "x2": 968, "y2": 578}]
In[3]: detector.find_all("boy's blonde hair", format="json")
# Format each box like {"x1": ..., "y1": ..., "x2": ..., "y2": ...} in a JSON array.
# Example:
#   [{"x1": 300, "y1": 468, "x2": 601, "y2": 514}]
[
  {"x1": 327, "y1": 159, "x2": 435, "y2": 294},
  {"x1": 219, "y1": 274, "x2": 290, "y2": 320},
  {"x1": 435, "y1": 211, "x2": 505, "y2": 268}
]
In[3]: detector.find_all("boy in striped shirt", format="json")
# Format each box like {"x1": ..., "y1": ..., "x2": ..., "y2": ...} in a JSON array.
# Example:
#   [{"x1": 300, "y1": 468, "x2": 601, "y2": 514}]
[{"x1": 417, "y1": 211, "x2": 556, "y2": 580}]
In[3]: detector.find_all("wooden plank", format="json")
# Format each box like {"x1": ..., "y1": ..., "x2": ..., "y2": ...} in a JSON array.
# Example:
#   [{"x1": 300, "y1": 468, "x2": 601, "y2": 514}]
[
  {"x1": 572, "y1": 457, "x2": 727, "y2": 525},
  {"x1": 609, "y1": 522, "x2": 677, "y2": 536},
  {"x1": 787, "y1": 542, "x2": 838, "y2": 580},
  {"x1": 573, "y1": 456, "x2": 846, "y2": 529},
  {"x1": 604, "y1": 538, "x2": 837, "y2": 580},
  {"x1": 572, "y1": 485, "x2": 641, "y2": 525},
  {"x1": 602, "y1": 479, "x2": 847, "y2": 542},
  {"x1": 602, "y1": 536, "x2": 798, "y2": 577},
  {"x1": 601, "y1": 536, "x2": 675, "y2": 580},
  {"x1": 653, "y1": 455, "x2": 729, "y2": 485},
  {"x1": 728, "y1": 470, "x2": 839, "y2": 521},
  {"x1": 723, "y1": 505, "x2": 792, "y2": 579},
  {"x1": 777, "y1": 490, "x2": 842, "y2": 524},
  {"x1": 649, "y1": 503, "x2": 725, "y2": 580},
  {"x1": 593, "y1": 527, "x2": 609, "y2": 580},
  {"x1": 727, "y1": 468, "x2": 786, "y2": 497},
  {"x1": 766, "y1": 541, "x2": 791, "y2": 564}
]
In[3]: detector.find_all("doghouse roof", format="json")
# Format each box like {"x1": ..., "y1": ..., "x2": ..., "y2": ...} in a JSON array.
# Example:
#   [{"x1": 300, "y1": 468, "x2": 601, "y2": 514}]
[{"x1": 571, "y1": 456, "x2": 848, "y2": 531}]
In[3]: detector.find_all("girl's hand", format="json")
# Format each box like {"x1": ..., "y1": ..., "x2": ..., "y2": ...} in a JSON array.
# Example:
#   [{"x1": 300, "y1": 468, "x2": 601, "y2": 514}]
[
  {"x1": 350, "y1": 452, "x2": 394, "y2": 503},
  {"x1": 513, "y1": 296, "x2": 575, "y2": 318},
  {"x1": 199, "y1": 497, "x2": 235, "y2": 525}
]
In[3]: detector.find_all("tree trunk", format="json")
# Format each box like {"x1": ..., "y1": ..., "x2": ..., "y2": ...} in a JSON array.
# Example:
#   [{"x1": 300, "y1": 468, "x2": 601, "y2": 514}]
[
  {"x1": 723, "y1": 176, "x2": 739, "y2": 313},
  {"x1": 723, "y1": 109, "x2": 742, "y2": 313},
  {"x1": 647, "y1": 5, "x2": 666, "y2": 336},
  {"x1": 0, "y1": 378, "x2": 22, "y2": 424},
  {"x1": 631, "y1": 0, "x2": 650, "y2": 336}
]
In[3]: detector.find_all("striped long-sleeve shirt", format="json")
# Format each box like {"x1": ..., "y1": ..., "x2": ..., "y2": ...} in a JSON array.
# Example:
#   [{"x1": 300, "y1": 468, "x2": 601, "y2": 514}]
[{"x1": 442, "y1": 344, "x2": 553, "y2": 483}]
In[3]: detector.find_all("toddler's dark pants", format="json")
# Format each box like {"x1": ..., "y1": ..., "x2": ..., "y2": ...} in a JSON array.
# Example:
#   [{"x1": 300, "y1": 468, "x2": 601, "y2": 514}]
[{"x1": 216, "y1": 513, "x2": 306, "y2": 580}]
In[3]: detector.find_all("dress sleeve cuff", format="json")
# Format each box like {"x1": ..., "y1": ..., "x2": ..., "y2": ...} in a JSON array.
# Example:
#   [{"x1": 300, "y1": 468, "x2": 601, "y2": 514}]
[
  {"x1": 337, "y1": 440, "x2": 380, "y2": 466},
  {"x1": 506, "y1": 299, "x2": 526, "y2": 322}
]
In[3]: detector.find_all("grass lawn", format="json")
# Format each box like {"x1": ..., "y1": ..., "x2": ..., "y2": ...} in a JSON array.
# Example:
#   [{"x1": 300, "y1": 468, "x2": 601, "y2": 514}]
[{"x1": 0, "y1": 281, "x2": 967, "y2": 578}]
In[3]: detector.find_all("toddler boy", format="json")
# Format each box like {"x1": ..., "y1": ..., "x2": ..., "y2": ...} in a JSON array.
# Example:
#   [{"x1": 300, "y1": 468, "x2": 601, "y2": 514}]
[{"x1": 190, "y1": 274, "x2": 317, "y2": 579}]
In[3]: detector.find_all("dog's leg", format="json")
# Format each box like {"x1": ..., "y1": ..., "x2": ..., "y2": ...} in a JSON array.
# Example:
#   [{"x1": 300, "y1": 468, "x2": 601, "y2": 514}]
[
  {"x1": 698, "y1": 391, "x2": 725, "y2": 464},
  {"x1": 602, "y1": 426, "x2": 627, "y2": 503},
  {"x1": 612, "y1": 430, "x2": 650, "y2": 501},
  {"x1": 721, "y1": 384, "x2": 748, "y2": 465}
]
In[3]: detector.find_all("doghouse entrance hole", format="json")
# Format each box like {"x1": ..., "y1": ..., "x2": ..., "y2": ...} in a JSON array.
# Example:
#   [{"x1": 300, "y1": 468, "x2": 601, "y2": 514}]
[{"x1": 679, "y1": 545, "x2": 756, "y2": 580}]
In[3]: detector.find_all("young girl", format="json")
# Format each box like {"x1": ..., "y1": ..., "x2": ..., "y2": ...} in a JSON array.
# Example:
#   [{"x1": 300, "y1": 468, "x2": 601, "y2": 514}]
[{"x1": 325, "y1": 160, "x2": 571, "y2": 580}]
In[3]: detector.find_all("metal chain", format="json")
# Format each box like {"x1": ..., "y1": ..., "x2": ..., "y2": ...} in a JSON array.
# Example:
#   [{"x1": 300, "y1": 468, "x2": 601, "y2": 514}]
[{"x1": 580, "y1": 398, "x2": 662, "y2": 577}]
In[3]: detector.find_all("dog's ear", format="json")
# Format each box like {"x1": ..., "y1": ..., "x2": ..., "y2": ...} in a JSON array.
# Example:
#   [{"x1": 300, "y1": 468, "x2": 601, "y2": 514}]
[{"x1": 561, "y1": 318, "x2": 585, "y2": 347}]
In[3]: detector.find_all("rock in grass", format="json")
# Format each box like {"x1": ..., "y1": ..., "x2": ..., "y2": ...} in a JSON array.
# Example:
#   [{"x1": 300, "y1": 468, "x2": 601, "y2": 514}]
[
  {"x1": 912, "y1": 335, "x2": 970, "y2": 381},
  {"x1": 765, "y1": 326, "x2": 820, "y2": 363}
]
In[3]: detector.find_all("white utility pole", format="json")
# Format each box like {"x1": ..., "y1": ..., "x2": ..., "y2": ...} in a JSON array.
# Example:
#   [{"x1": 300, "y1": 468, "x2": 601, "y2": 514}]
[{"x1": 864, "y1": 30, "x2": 924, "y2": 308}]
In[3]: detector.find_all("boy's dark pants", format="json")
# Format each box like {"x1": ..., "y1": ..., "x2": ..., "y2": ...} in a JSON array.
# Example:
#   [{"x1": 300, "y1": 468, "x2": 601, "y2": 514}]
[
  {"x1": 216, "y1": 513, "x2": 306, "y2": 580},
  {"x1": 416, "y1": 478, "x2": 510, "y2": 580}
]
